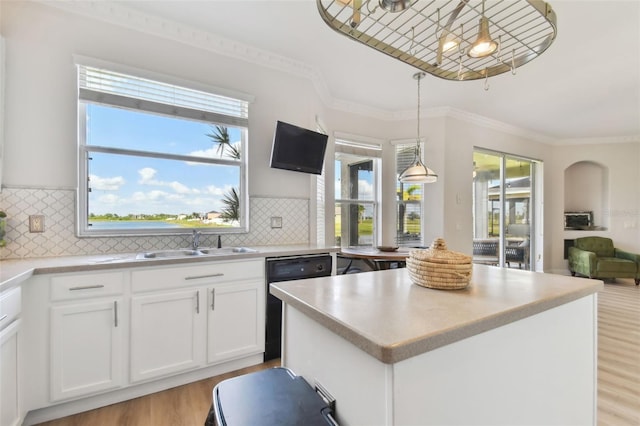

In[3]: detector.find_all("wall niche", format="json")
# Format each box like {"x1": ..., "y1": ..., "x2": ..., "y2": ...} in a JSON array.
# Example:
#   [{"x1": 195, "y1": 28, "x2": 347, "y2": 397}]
[{"x1": 564, "y1": 161, "x2": 608, "y2": 230}]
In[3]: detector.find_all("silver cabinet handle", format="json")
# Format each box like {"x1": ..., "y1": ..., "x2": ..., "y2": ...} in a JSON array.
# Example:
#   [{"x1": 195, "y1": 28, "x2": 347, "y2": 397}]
[
  {"x1": 0, "y1": 314, "x2": 7, "y2": 322},
  {"x1": 196, "y1": 290, "x2": 200, "y2": 314},
  {"x1": 184, "y1": 273, "x2": 224, "y2": 281},
  {"x1": 211, "y1": 288, "x2": 216, "y2": 311},
  {"x1": 69, "y1": 284, "x2": 105, "y2": 291},
  {"x1": 114, "y1": 301, "x2": 119, "y2": 327}
]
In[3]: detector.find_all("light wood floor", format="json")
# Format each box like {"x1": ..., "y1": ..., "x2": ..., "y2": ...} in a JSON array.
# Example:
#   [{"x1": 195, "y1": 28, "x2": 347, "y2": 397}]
[
  {"x1": 597, "y1": 278, "x2": 640, "y2": 426},
  {"x1": 38, "y1": 279, "x2": 639, "y2": 426},
  {"x1": 36, "y1": 359, "x2": 281, "y2": 426}
]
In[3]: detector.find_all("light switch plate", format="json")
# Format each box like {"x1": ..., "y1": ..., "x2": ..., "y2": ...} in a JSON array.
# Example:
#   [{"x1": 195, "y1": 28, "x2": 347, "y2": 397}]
[
  {"x1": 270, "y1": 216, "x2": 283, "y2": 229},
  {"x1": 29, "y1": 215, "x2": 45, "y2": 233}
]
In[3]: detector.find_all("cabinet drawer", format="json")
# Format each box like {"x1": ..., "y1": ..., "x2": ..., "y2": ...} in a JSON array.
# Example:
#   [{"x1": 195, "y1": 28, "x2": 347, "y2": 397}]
[
  {"x1": 132, "y1": 259, "x2": 264, "y2": 293},
  {"x1": 0, "y1": 286, "x2": 21, "y2": 331},
  {"x1": 50, "y1": 272, "x2": 125, "y2": 301}
]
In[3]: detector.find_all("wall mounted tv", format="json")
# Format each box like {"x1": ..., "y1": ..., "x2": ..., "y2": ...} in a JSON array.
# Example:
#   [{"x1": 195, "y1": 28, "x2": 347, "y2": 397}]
[{"x1": 270, "y1": 121, "x2": 328, "y2": 175}]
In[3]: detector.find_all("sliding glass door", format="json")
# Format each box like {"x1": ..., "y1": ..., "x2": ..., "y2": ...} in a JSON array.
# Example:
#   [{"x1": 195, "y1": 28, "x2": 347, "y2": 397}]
[{"x1": 473, "y1": 149, "x2": 537, "y2": 270}]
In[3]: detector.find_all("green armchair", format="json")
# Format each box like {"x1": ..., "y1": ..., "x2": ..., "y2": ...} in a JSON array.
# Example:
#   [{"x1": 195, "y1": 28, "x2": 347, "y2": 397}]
[{"x1": 568, "y1": 236, "x2": 640, "y2": 285}]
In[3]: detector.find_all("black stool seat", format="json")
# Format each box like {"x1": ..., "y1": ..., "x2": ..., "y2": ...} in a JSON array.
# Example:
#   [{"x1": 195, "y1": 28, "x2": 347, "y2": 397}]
[{"x1": 208, "y1": 367, "x2": 337, "y2": 426}]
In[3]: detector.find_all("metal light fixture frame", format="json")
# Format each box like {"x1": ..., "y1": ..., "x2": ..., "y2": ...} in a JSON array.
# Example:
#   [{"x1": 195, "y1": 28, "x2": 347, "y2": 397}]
[
  {"x1": 398, "y1": 72, "x2": 437, "y2": 184},
  {"x1": 317, "y1": 0, "x2": 557, "y2": 81}
]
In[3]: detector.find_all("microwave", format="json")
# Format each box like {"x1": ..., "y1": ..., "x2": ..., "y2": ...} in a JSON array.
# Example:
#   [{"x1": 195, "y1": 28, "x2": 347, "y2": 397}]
[{"x1": 564, "y1": 211, "x2": 593, "y2": 229}]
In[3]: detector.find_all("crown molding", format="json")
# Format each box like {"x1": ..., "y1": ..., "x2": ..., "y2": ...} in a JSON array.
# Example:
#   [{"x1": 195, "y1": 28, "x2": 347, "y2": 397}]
[
  {"x1": 39, "y1": 1, "x2": 319, "y2": 81},
  {"x1": 39, "y1": 1, "x2": 632, "y2": 146},
  {"x1": 39, "y1": 1, "x2": 402, "y2": 121},
  {"x1": 440, "y1": 107, "x2": 558, "y2": 145},
  {"x1": 555, "y1": 135, "x2": 640, "y2": 146}
]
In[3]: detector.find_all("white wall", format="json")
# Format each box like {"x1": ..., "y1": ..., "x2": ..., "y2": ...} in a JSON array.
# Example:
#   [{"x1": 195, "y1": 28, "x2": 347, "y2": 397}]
[{"x1": 440, "y1": 115, "x2": 552, "y2": 257}]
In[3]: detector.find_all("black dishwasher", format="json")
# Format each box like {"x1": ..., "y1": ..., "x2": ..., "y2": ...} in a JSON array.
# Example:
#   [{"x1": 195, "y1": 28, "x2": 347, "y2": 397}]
[{"x1": 265, "y1": 254, "x2": 333, "y2": 361}]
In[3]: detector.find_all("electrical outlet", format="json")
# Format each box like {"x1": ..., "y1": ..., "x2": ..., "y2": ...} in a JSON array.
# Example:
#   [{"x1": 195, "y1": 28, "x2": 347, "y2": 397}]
[
  {"x1": 29, "y1": 215, "x2": 45, "y2": 233},
  {"x1": 270, "y1": 216, "x2": 283, "y2": 229}
]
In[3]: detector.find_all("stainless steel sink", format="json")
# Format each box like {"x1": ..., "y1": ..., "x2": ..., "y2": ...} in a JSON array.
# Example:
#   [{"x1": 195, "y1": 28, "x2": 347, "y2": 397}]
[
  {"x1": 199, "y1": 247, "x2": 258, "y2": 255},
  {"x1": 136, "y1": 247, "x2": 258, "y2": 259},
  {"x1": 136, "y1": 249, "x2": 204, "y2": 259}
]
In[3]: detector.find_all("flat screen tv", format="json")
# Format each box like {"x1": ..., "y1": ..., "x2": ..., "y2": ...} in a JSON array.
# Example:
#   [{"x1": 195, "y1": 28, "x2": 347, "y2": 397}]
[{"x1": 270, "y1": 121, "x2": 328, "y2": 175}]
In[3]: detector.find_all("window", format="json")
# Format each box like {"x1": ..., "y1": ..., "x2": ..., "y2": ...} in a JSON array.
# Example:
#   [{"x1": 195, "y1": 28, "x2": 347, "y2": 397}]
[
  {"x1": 315, "y1": 120, "x2": 328, "y2": 246},
  {"x1": 334, "y1": 138, "x2": 381, "y2": 247},
  {"x1": 395, "y1": 142, "x2": 424, "y2": 246},
  {"x1": 77, "y1": 64, "x2": 249, "y2": 236}
]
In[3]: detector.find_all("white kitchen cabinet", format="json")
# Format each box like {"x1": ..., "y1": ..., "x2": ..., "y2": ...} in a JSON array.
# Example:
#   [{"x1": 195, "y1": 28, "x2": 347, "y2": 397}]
[
  {"x1": 17, "y1": 257, "x2": 268, "y2": 423},
  {"x1": 207, "y1": 280, "x2": 265, "y2": 364},
  {"x1": 50, "y1": 298, "x2": 124, "y2": 401},
  {"x1": 130, "y1": 259, "x2": 265, "y2": 381},
  {"x1": 0, "y1": 285, "x2": 22, "y2": 426},
  {"x1": 1, "y1": 321, "x2": 20, "y2": 426},
  {"x1": 130, "y1": 288, "x2": 205, "y2": 383},
  {"x1": 49, "y1": 271, "x2": 126, "y2": 402}
]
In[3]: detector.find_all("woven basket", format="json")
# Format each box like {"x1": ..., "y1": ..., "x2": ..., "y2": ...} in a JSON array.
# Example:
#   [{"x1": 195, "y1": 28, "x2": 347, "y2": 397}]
[{"x1": 407, "y1": 238, "x2": 472, "y2": 290}]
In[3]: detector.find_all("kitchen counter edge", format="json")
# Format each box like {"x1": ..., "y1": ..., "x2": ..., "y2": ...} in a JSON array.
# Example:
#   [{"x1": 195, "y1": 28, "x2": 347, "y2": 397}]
[
  {"x1": 0, "y1": 245, "x2": 340, "y2": 291},
  {"x1": 270, "y1": 265, "x2": 603, "y2": 364}
]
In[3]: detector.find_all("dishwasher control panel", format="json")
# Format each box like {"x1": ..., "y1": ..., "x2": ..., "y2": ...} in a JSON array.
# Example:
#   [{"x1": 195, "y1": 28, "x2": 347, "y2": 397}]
[{"x1": 266, "y1": 254, "x2": 333, "y2": 282}]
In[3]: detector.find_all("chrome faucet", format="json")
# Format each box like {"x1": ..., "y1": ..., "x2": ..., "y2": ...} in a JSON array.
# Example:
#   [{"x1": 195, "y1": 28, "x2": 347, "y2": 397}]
[{"x1": 192, "y1": 230, "x2": 201, "y2": 250}]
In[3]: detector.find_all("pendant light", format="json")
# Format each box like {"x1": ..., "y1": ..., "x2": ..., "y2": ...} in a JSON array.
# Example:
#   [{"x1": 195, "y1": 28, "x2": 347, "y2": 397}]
[
  {"x1": 468, "y1": 0, "x2": 498, "y2": 58},
  {"x1": 379, "y1": 0, "x2": 415, "y2": 13},
  {"x1": 398, "y1": 72, "x2": 437, "y2": 184}
]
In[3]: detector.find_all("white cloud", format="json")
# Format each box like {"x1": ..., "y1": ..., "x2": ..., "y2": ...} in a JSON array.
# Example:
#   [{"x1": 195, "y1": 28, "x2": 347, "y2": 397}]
[
  {"x1": 138, "y1": 167, "x2": 158, "y2": 184},
  {"x1": 170, "y1": 181, "x2": 194, "y2": 194},
  {"x1": 187, "y1": 140, "x2": 241, "y2": 164},
  {"x1": 97, "y1": 194, "x2": 121, "y2": 204},
  {"x1": 137, "y1": 167, "x2": 199, "y2": 195},
  {"x1": 188, "y1": 147, "x2": 219, "y2": 158},
  {"x1": 91, "y1": 168, "x2": 235, "y2": 216},
  {"x1": 203, "y1": 185, "x2": 228, "y2": 196},
  {"x1": 90, "y1": 174, "x2": 125, "y2": 191},
  {"x1": 358, "y1": 179, "x2": 374, "y2": 198}
]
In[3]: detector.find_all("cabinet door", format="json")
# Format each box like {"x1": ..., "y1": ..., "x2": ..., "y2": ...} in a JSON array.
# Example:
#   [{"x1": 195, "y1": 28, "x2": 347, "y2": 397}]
[
  {"x1": 50, "y1": 299, "x2": 123, "y2": 401},
  {"x1": 130, "y1": 289, "x2": 205, "y2": 383},
  {"x1": 1, "y1": 321, "x2": 21, "y2": 426},
  {"x1": 207, "y1": 280, "x2": 265, "y2": 364}
]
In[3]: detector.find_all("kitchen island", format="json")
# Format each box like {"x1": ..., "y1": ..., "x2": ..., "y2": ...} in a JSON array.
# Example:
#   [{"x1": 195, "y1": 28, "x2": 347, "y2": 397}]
[{"x1": 270, "y1": 265, "x2": 602, "y2": 426}]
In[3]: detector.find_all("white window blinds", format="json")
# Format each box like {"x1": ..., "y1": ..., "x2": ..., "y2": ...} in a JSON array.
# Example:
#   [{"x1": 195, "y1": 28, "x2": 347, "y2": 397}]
[
  {"x1": 335, "y1": 138, "x2": 382, "y2": 158},
  {"x1": 396, "y1": 142, "x2": 420, "y2": 173},
  {"x1": 78, "y1": 65, "x2": 249, "y2": 127}
]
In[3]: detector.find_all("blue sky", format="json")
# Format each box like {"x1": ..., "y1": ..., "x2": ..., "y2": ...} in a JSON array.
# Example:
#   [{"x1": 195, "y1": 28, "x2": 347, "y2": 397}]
[{"x1": 87, "y1": 105, "x2": 241, "y2": 216}]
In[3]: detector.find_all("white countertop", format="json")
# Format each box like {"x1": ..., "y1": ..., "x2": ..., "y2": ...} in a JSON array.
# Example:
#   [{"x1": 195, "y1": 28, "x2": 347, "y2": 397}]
[
  {"x1": 270, "y1": 265, "x2": 602, "y2": 364},
  {"x1": 0, "y1": 244, "x2": 339, "y2": 291}
]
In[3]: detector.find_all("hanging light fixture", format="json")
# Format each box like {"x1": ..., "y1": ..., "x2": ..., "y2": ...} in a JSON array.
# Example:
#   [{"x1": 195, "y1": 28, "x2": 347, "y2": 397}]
[
  {"x1": 399, "y1": 72, "x2": 437, "y2": 184},
  {"x1": 317, "y1": 0, "x2": 557, "y2": 82},
  {"x1": 468, "y1": 0, "x2": 498, "y2": 58},
  {"x1": 379, "y1": 0, "x2": 415, "y2": 13}
]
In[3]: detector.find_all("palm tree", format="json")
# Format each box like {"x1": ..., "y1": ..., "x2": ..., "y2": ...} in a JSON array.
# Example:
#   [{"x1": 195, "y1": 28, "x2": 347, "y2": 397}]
[
  {"x1": 220, "y1": 187, "x2": 240, "y2": 222},
  {"x1": 207, "y1": 125, "x2": 230, "y2": 157},
  {"x1": 206, "y1": 125, "x2": 240, "y2": 159},
  {"x1": 225, "y1": 144, "x2": 241, "y2": 160}
]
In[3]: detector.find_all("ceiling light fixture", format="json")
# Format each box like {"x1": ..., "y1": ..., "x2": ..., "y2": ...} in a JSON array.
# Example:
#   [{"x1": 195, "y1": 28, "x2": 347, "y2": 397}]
[
  {"x1": 379, "y1": 0, "x2": 415, "y2": 13},
  {"x1": 317, "y1": 0, "x2": 557, "y2": 82},
  {"x1": 467, "y1": 0, "x2": 497, "y2": 58},
  {"x1": 399, "y1": 72, "x2": 437, "y2": 184}
]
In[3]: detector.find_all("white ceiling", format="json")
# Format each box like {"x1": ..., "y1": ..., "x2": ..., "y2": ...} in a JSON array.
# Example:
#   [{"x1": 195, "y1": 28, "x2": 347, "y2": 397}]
[{"x1": 106, "y1": 1, "x2": 639, "y2": 142}]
